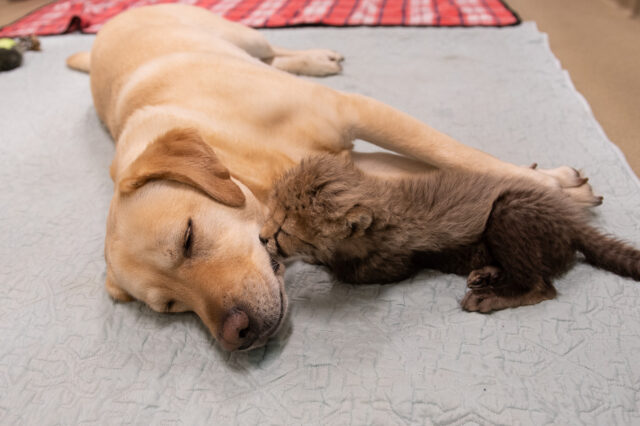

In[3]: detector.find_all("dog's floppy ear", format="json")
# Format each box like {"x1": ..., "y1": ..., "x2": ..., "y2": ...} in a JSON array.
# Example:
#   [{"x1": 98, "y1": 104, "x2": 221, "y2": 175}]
[{"x1": 118, "y1": 128, "x2": 245, "y2": 207}]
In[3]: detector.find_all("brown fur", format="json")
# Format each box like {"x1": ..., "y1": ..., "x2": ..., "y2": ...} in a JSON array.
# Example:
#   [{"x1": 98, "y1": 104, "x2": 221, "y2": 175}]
[
  {"x1": 260, "y1": 155, "x2": 640, "y2": 312},
  {"x1": 118, "y1": 128, "x2": 245, "y2": 207},
  {"x1": 70, "y1": 4, "x2": 603, "y2": 350}
]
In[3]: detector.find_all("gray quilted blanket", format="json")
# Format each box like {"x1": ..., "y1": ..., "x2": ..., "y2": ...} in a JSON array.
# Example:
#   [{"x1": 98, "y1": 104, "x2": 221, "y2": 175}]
[{"x1": 1, "y1": 23, "x2": 639, "y2": 424}]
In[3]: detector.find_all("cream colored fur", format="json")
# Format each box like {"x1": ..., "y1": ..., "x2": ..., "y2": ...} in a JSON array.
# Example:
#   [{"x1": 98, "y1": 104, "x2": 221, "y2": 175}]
[{"x1": 68, "y1": 4, "x2": 599, "y2": 351}]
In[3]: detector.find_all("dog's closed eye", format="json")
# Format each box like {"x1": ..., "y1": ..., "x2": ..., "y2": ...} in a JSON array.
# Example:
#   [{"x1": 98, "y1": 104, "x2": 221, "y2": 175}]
[{"x1": 183, "y1": 219, "x2": 193, "y2": 257}]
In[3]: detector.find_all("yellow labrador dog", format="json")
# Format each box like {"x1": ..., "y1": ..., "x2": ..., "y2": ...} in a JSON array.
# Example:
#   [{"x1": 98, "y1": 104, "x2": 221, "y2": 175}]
[{"x1": 67, "y1": 4, "x2": 598, "y2": 351}]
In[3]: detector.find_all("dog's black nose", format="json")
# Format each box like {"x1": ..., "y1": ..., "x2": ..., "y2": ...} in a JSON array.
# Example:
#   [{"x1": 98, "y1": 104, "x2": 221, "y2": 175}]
[{"x1": 259, "y1": 236, "x2": 268, "y2": 245}]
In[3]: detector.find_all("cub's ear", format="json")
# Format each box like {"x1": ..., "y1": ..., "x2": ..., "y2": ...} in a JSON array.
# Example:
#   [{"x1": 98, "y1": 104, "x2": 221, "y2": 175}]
[
  {"x1": 345, "y1": 205, "x2": 372, "y2": 237},
  {"x1": 105, "y1": 269, "x2": 133, "y2": 303},
  {"x1": 118, "y1": 128, "x2": 245, "y2": 207}
]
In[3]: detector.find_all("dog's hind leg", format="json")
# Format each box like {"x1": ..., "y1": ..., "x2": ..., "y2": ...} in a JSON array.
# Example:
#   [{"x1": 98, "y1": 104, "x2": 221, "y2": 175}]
[
  {"x1": 226, "y1": 28, "x2": 344, "y2": 76},
  {"x1": 188, "y1": 10, "x2": 344, "y2": 76}
]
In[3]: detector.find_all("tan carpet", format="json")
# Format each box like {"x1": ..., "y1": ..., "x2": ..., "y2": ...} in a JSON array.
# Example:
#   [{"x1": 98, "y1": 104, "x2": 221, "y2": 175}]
[
  {"x1": 507, "y1": 0, "x2": 640, "y2": 176},
  {"x1": 0, "y1": 0, "x2": 52, "y2": 27}
]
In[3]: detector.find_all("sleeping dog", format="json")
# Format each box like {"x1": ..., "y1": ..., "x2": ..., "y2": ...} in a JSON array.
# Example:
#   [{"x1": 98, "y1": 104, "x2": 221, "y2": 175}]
[{"x1": 68, "y1": 4, "x2": 599, "y2": 350}]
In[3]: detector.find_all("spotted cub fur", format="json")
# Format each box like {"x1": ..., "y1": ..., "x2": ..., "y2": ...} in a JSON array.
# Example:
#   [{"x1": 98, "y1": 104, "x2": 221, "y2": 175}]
[{"x1": 260, "y1": 154, "x2": 640, "y2": 312}]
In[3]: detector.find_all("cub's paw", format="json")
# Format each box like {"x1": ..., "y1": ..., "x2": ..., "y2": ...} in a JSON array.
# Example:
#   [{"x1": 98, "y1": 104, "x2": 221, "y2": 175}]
[
  {"x1": 461, "y1": 290, "x2": 496, "y2": 313},
  {"x1": 461, "y1": 289, "x2": 516, "y2": 313},
  {"x1": 467, "y1": 266, "x2": 501, "y2": 290}
]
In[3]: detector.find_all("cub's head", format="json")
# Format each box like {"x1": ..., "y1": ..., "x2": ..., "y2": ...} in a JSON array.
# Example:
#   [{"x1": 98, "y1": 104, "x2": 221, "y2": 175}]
[{"x1": 259, "y1": 155, "x2": 373, "y2": 265}]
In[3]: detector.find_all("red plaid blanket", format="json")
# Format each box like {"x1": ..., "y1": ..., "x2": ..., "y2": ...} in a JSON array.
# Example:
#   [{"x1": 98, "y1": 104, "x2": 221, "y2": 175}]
[{"x1": 0, "y1": 0, "x2": 519, "y2": 37}]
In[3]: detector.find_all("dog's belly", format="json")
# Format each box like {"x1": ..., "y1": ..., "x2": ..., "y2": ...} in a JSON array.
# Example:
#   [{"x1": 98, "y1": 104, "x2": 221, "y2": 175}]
[{"x1": 351, "y1": 151, "x2": 436, "y2": 179}]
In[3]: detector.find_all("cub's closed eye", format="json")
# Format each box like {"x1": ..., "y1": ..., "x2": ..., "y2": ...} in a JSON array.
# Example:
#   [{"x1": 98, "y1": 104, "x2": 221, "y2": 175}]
[
  {"x1": 183, "y1": 219, "x2": 193, "y2": 257},
  {"x1": 166, "y1": 300, "x2": 175, "y2": 312}
]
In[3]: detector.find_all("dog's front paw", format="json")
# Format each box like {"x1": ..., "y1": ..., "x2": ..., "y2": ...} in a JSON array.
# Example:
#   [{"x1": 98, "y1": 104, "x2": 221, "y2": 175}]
[{"x1": 531, "y1": 164, "x2": 603, "y2": 208}]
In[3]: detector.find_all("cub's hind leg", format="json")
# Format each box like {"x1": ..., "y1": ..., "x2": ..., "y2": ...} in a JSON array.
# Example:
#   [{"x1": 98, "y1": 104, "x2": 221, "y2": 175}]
[
  {"x1": 461, "y1": 275, "x2": 557, "y2": 313},
  {"x1": 462, "y1": 265, "x2": 556, "y2": 313},
  {"x1": 460, "y1": 189, "x2": 573, "y2": 313},
  {"x1": 466, "y1": 265, "x2": 502, "y2": 290}
]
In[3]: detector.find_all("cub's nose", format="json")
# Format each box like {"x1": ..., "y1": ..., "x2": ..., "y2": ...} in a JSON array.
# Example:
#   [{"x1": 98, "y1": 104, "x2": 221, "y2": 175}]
[
  {"x1": 259, "y1": 235, "x2": 279, "y2": 258},
  {"x1": 220, "y1": 308, "x2": 257, "y2": 351}
]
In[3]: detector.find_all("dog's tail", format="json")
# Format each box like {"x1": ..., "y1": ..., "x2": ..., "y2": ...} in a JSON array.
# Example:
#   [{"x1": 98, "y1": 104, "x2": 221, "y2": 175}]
[
  {"x1": 575, "y1": 226, "x2": 640, "y2": 280},
  {"x1": 66, "y1": 51, "x2": 90, "y2": 73}
]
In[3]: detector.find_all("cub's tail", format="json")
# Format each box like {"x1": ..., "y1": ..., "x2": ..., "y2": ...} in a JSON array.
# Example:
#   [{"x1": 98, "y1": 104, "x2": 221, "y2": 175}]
[
  {"x1": 66, "y1": 51, "x2": 90, "y2": 73},
  {"x1": 575, "y1": 226, "x2": 640, "y2": 280}
]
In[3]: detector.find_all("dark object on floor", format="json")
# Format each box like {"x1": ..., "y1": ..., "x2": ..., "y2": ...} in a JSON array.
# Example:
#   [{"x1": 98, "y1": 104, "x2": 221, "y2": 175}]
[
  {"x1": 0, "y1": 47, "x2": 21, "y2": 71},
  {"x1": 0, "y1": 35, "x2": 40, "y2": 71},
  {"x1": 260, "y1": 154, "x2": 638, "y2": 313},
  {"x1": 0, "y1": 0, "x2": 520, "y2": 38}
]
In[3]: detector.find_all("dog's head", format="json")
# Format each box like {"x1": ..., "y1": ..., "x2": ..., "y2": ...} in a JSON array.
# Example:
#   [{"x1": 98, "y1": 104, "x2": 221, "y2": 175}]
[{"x1": 105, "y1": 128, "x2": 286, "y2": 351}]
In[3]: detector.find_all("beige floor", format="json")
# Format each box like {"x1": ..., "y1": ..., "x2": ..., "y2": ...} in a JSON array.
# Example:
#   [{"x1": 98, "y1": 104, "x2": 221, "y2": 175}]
[
  {"x1": 0, "y1": 0, "x2": 51, "y2": 26},
  {"x1": 508, "y1": 0, "x2": 640, "y2": 176},
  {"x1": 2, "y1": 0, "x2": 639, "y2": 175}
]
